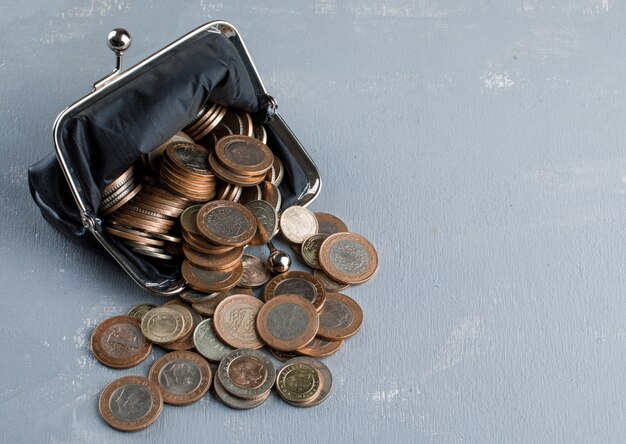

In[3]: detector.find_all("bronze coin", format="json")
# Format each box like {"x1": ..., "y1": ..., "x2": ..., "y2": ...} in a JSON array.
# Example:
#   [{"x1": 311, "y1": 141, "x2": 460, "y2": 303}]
[
  {"x1": 263, "y1": 271, "x2": 326, "y2": 311},
  {"x1": 238, "y1": 184, "x2": 262, "y2": 205},
  {"x1": 318, "y1": 232, "x2": 378, "y2": 285},
  {"x1": 279, "y1": 357, "x2": 332, "y2": 407},
  {"x1": 98, "y1": 375, "x2": 163, "y2": 432},
  {"x1": 239, "y1": 111, "x2": 255, "y2": 137},
  {"x1": 127, "y1": 304, "x2": 156, "y2": 320},
  {"x1": 212, "y1": 295, "x2": 264, "y2": 349},
  {"x1": 187, "y1": 104, "x2": 223, "y2": 137},
  {"x1": 148, "y1": 351, "x2": 212, "y2": 405},
  {"x1": 146, "y1": 131, "x2": 195, "y2": 173},
  {"x1": 90, "y1": 315, "x2": 152, "y2": 369},
  {"x1": 196, "y1": 200, "x2": 257, "y2": 247},
  {"x1": 185, "y1": 103, "x2": 219, "y2": 132},
  {"x1": 314, "y1": 212, "x2": 349, "y2": 235},
  {"x1": 313, "y1": 269, "x2": 350, "y2": 292},
  {"x1": 256, "y1": 295, "x2": 319, "y2": 351},
  {"x1": 316, "y1": 293, "x2": 363, "y2": 341},
  {"x1": 190, "y1": 287, "x2": 253, "y2": 317},
  {"x1": 254, "y1": 123, "x2": 267, "y2": 144},
  {"x1": 301, "y1": 233, "x2": 329, "y2": 269},
  {"x1": 296, "y1": 336, "x2": 343, "y2": 358},
  {"x1": 214, "y1": 135, "x2": 274, "y2": 176},
  {"x1": 191, "y1": 106, "x2": 228, "y2": 141},
  {"x1": 102, "y1": 165, "x2": 135, "y2": 195},
  {"x1": 181, "y1": 260, "x2": 243, "y2": 293},
  {"x1": 239, "y1": 255, "x2": 271, "y2": 288},
  {"x1": 213, "y1": 372, "x2": 270, "y2": 410},
  {"x1": 164, "y1": 143, "x2": 213, "y2": 176},
  {"x1": 275, "y1": 361, "x2": 323, "y2": 403},
  {"x1": 182, "y1": 243, "x2": 243, "y2": 271},
  {"x1": 208, "y1": 151, "x2": 267, "y2": 186},
  {"x1": 260, "y1": 181, "x2": 281, "y2": 212}
]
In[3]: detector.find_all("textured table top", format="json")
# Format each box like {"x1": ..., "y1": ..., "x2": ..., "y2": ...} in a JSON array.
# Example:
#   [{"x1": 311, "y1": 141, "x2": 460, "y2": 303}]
[{"x1": 2, "y1": 1, "x2": 626, "y2": 443}]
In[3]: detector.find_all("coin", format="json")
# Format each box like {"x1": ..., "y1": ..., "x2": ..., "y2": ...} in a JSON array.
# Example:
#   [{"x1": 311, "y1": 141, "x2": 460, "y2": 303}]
[
  {"x1": 90, "y1": 315, "x2": 152, "y2": 369},
  {"x1": 238, "y1": 184, "x2": 262, "y2": 205},
  {"x1": 239, "y1": 255, "x2": 270, "y2": 288},
  {"x1": 313, "y1": 269, "x2": 350, "y2": 292},
  {"x1": 263, "y1": 271, "x2": 326, "y2": 311},
  {"x1": 181, "y1": 260, "x2": 243, "y2": 292},
  {"x1": 213, "y1": 372, "x2": 270, "y2": 410},
  {"x1": 214, "y1": 135, "x2": 274, "y2": 176},
  {"x1": 162, "y1": 301, "x2": 195, "y2": 340},
  {"x1": 165, "y1": 143, "x2": 213, "y2": 176},
  {"x1": 296, "y1": 337, "x2": 343, "y2": 358},
  {"x1": 98, "y1": 375, "x2": 163, "y2": 432},
  {"x1": 102, "y1": 165, "x2": 135, "y2": 195},
  {"x1": 140, "y1": 307, "x2": 186, "y2": 345},
  {"x1": 196, "y1": 201, "x2": 257, "y2": 247},
  {"x1": 193, "y1": 318, "x2": 234, "y2": 362},
  {"x1": 254, "y1": 124, "x2": 267, "y2": 144},
  {"x1": 280, "y1": 206, "x2": 318, "y2": 244},
  {"x1": 179, "y1": 289, "x2": 218, "y2": 303},
  {"x1": 260, "y1": 181, "x2": 281, "y2": 212},
  {"x1": 316, "y1": 293, "x2": 363, "y2": 341},
  {"x1": 314, "y1": 213, "x2": 349, "y2": 235},
  {"x1": 318, "y1": 233, "x2": 378, "y2": 284},
  {"x1": 212, "y1": 295, "x2": 264, "y2": 349},
  {"x1": 127, "y1": 304, "x2": 156, "y2": 320},
  {"x1": 278, "y1": 357, "x2": 332, "y2": 407},
  {"x1": 256, "y1": 295, "x2": 319, "y2": 351},
  {"x1": 217, "y1": 349, "x2": 276, "y2": 399},
  {"x1": 272, "y1": 156, "x2": 284, "y2": 186},
  {"x1": 276, "y1": 361, "x2": 322, "y2": 403},
  {"x1": 270, "y1": 349, "x2": 300, "y2": 362},
  {"x1": 245, "y1": 200, "x2": 278, "y2": 246},
  {"x1": 148, "y1": 351, "x2": 212, "y2": 405},
  {"x1": 183, "y1": 244, "x2": 243, "y2": 271},
  {"x1": 161, "y1": 300, "x2": 203, "y2": 351},
  {"x1": 190, "y1": 287, "x2": 253, "y2": 316},
  {"x1": 301, "y1": 233, "x2": 329, "y2": 269}
]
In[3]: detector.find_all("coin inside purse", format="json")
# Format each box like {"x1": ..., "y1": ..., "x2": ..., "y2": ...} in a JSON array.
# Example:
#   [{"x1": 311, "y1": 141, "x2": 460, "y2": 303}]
[{"x1": 29, "y1": 24, "x2": 316, "y2": 294}]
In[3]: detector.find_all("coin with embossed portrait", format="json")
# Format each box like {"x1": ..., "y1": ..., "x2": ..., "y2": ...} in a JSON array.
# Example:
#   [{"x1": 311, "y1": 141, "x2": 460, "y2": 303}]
[
  {"x1": 98, "y1": 375, "x2": 163, "y2": 432},
  {"x1": 263, "y1": 271, "x2": 326, "y2": 311},
  {"x1": 256, "y1": 294, "x2": 319, "y2": 352},
  {"x1": 193, "y1": 318, "x2": 233, "y2": 362},
  {"x1": 140, "y1": 307, "x2": 186, "y2": 345},
  {"x1": 91, "y1": 315, "x2": 152, "y2": 369},
  {"x1": 217, "y1": 348, "x2": 276, "y2": 400},
  {"x1": 239, "y1": 255, "x2": 271, "y2": 288},
  {"x1": 279, "y1": 206, "x2": 318, "y2": 244},
  {"x1": 148, "y1": 351, "x2": 212, "y2": 405},
  {"x1": 212, "y1": 295, "x2": 265, "y2": 349},
  {"x1": 276, "y1": 361, "x2": 322, "y2": 403},
  {"x1": 318, "y1": 232, "x2": 378, "y2": 285},
  {"x1": 213, "y1": 372, "x2": 270, "y2": 410},
  {"x1": 279, "y1": 357, "x2": 333, "y2": 407},
  {"x1": 316, "y1": 293, "x2": 363, "y2": 341},
  {"x1": 196, "y1": 200, "x2": 257, "y2": 247}
]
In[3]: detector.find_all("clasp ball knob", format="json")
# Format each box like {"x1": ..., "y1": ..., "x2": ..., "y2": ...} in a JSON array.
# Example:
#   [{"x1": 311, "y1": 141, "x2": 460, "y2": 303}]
[
  {"x1": 267, "y1": 250, "x2": 291, "y2": 274},
  {"x1": 107, "y1": 28, "x2": 131, "y2": 54}
]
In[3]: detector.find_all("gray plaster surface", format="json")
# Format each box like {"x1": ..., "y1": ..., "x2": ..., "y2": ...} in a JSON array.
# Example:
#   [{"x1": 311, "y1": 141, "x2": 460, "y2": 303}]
[{"x1": 1, "y1": 0, "x2": 625, "y2": 443}]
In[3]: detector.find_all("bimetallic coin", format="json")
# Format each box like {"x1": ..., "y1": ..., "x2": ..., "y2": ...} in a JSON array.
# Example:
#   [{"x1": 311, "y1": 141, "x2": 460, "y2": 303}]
[
  {"x1": 296, "y1": 337, "x2": 343, "y2": 358},
  {"x1": 260, "y1": 181, "x2": 281, "y2": 212},
  {"x1": 190, "y1": 287, "x2": 253, "y2": 317},
  {"x1": 239, "y1": 255, "x2": 271, "y2": 288},
  {"x1": 276, "y1": 362, "x2": 322, "y2": 403},
  {"x1": 127, "y1": 304, "x2": 156, "y2": 320},
  {"x1": 161, "y1": 300, "x2": 203, "y2": 351},
  {"x1": 196, "y1": 201, "x2": 257, "y2": 247},
  {"x1": 263, "y1": 271, "x2": 326, "y2": 311},
  {"x1": 98, "y1": 375, "x2": 163, "y2": 432},
  {"x1": 318, "y1": 232, "x2": 379, "y2": 285},
  {"x1": 165, "y1": 143, "x2": 212, "y2": 176},
  {"x1": 313, "y1": 270, "x2": 350, "y2": 292},
  {"x1": 256, "y1": 295, "x2": 319, "y2": 351},
  {"x1": 148, "y1": 351, "x2": 211, "y2": 405},
  {"x1": 316, "y1": 293, "x2": 363, "y2": 341},
  {"x1": 193, "y1": 318, "x2": 234, "y2": 362},
  {"x1": 280, "y1": 206, "x2": 318, "y2": 244},
  {"x1": 140, "y1": 307, "x2": 186, "y2": 345},
  {"x1": 214, "y1": 135, "x2": 274, "y2": 176},
  {"x1": 213, "y1": 373, "x2": 270, "y2": 410},
  {"x1": 217, "y1": 349, "x2": 276, "y2": 400},
  {"x1": 301, "y1": 233, "x2": 329, "y2": 269},
  {"x1": 314, "y1": 213, "x2": 349, "y2": 235},
  {"x1": 279, "y1": 357, "x2": 333, "y2": 407},
  {"x1": 270, "y1": 349, "x2": 300, "y2": 363},
  {"x1": 91, "y1": 315, "x2": 152, "y2": 369},
  {"x1": 181, "y1": 260, "x2": 243, "y2": 293},
  {"x1": 162, "y1": 301, "x2": 195, "y2": 341},
  {"x1": 213, "y1": 295, "x2": 264, "y2": 349},
  {"x1": 245, "y1": 200, "x2": 278, "y2": 246}
]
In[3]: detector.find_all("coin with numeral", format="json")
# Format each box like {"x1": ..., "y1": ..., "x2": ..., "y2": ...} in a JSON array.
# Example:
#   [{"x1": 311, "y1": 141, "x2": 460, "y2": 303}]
[{"x1": 318, "y1": 232, "x2": 378, "y2": 285}]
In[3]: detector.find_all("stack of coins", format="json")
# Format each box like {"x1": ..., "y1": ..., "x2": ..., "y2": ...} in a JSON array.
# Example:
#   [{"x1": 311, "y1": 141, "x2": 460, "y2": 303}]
[
  {"x1": 160, "y1": 143, "x2": 217, "y2": 202},
  {"x1": 99, "y1": 165, "x2": 142, "y2": 216},
  {"x1": 208, "y1": 135, "x2": 274, "y2": 186}
]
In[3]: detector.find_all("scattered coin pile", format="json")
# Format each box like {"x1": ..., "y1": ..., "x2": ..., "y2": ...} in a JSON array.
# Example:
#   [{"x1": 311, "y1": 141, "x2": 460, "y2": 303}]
[{"x1": 90, "y1": 103, "x2": 379, "y2": 431}]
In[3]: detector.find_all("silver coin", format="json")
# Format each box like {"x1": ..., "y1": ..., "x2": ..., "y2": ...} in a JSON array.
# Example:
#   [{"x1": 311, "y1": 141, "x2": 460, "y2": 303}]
[
  {"x1": 159, "y1": 359, "x2": 202, "y2": 395},
  {"x1": 213, "y1": 373, "x2": 269, "y2": 410},
  {"x1": 245, "y1": 200, "x2": 278, "y2": 243},
  {"x1": 217, "y1": 349, "x2": 276, "y2": 400},
  {"x1": 301, "y1": 234, "x2": 329, "y2": 269},
  {"x1": 193, "y1": 319, "x2": 233, "y2": 362},
  {"x1": 280, "y1": 356, "x2": 332, "y2": 407},
  {"x1": 280, "y1": 206, "x2": 318, "y2": 244},
  {"x1": 109, "y1": 384, "x2": 153, "y2": 421}
]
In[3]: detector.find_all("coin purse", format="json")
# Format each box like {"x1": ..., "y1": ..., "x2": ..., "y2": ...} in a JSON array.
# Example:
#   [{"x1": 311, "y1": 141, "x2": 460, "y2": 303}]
[{"x1": 28, "y1": 21, "x2": 321, "y2": 296}]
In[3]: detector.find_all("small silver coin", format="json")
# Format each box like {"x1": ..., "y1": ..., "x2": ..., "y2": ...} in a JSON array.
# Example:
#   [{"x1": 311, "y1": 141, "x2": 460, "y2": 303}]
[{"x1": 193, "y1": 319, "x2": 234, "y2": 362}]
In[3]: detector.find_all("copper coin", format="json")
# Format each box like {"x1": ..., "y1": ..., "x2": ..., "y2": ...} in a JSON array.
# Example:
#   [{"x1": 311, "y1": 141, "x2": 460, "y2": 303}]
[
  {"x1": 140, "y1": 307, "x2": 186, "y2": 345},
  {"x1": 102, "y1": 165, "x2": 135, "y2": 195},
  {"x1": 213, "y1": 372, "x2": 270, "y2": 410},
  {"x1": 161, "y1": 300, "x2": 203, "y2": 351},
  {"x1": 275, "y1": 361, "x2": 322, "y2": 403},
  {"x1": 165, "y1": 143, "x2": 213, "y2": 176},
  {"x1": 256, "y1": 295, "x2": 319, "y2": 351},
  {"x1": 313, "y1": 269, "x2": 350, "y2": 292},
  {"x1": 217, "y1": 348, "x2": 276, "y2": 399},
  {"x1": 183, "y1": 244, "x2": 243, "y2": 271},
  {"x1": 148, "y1": 351, "x2": 212, "y2": 405},
  {"x1": 301, "y1": 233, "x2": 329, "y2": 269},
  {"x1": 181, "y1": 260, "x2": 243, "y2": 292},
  {"x1": 279, "y1": 206, "x2": 318, "y2": 244},
  {"x1": 90, "y1": 315, "x2": 152, "y2": 369},
  {"x1": 296, "y1": 337, "x2": 343, "y2": 358},
  {"x1": 104, "y1": 226, "x2": 165, "y2": 247},
  {"x1": 263, "y1": 271, "x2": 326, "y2": 311},
  {"x1": 190, "y1": 287, "x2": 253, "y2": 316},
  {"x1": 214, "y1": 135, "x2": 273, "y2": 176},
  {"x1": 196, "y1": 200, "x2": 257, "y2": 247},
  {"x1": 239, "y1": 255, "x2": 271, "y2": 288},
  {"x1": 185, "y1": 103, "x2": 219, "y2": 132},
  {"x1": 260, "y1": 181, "x2": 281, "y2": 212},
  {"x1": 146, "y1": 131, "x2": 195, "y2": 172},
  {"x1": 188, "y1": 104, "x2": 224, "y2": 138},
  {"x1": 238, "y1": 184, "x2": 262, "y2": 205},
  {"x1": 192, "y1": 106, "x2": 228, "y2": 141},
  {"x1": 208, "y1": 151, "x2": 267, "y2": 186},
  {"x1": 245, "y1": 200, "x2": 278, "y2": 246},
  {"x1": 316, "y1": 293, "x2": 363, "y2": 341},
  {"x1": 279, "y1": 357, "x2": 332, "y2": 407},
  {"x1": 319, "y1": 232, "x2": 378, "y2": 285},
  {"x1": 212, "y1": 295, "x2": 264, "y2": 349},
  {"x1": 98, "y1": 375, "x2": 163, "y2": 432},
  {"x1": 314, "y1": 212, "x2": 349, "y2": 235}
]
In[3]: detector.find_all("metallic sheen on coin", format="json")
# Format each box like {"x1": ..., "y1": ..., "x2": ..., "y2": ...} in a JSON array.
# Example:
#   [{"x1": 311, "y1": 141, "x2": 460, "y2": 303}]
[
  {"x1": 239, "y1": 255, "x2": 271, "y2": 288},
  {"x1": 217, "y1": 348, "x2": 276, "y2": 400},
  {"x1": 193, "y1": 318, "x2": 234, "y2": 362},
  {"x1": 140, "y1": 307, "x2": 186, "y2": 345},
  {"x1": 91, "y1": 315, "x2": 152, "y2": 369},
  {"x1": 318, "y1": 232, "x2": 379, "y2": 285},
  {"x1": 279, "y1": 206, "x2": 318, "y2": 244},
  {"x1": 212, "y1": 295, "x2": 265, "y2": 349},
  {"x1": 148, "y1": 351, "x2": 212, "y2": 405}
]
